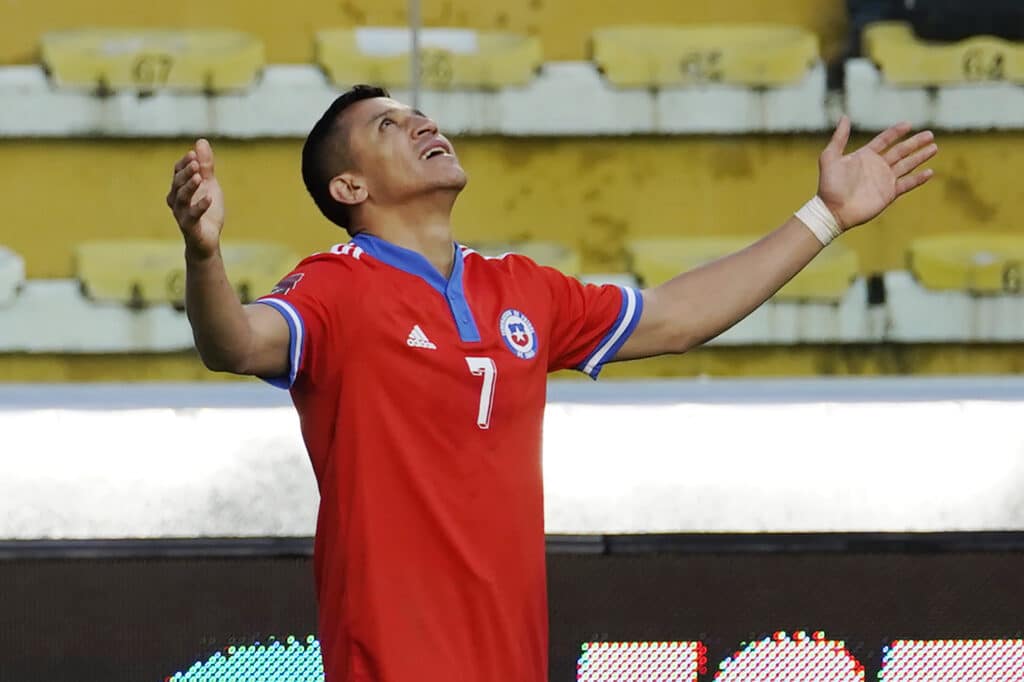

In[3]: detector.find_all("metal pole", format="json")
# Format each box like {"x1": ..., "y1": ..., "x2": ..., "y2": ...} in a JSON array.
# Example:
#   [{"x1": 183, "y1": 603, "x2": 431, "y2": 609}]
[{"x1": 408, "y1": 0, "x2": 421, "y2": 109}]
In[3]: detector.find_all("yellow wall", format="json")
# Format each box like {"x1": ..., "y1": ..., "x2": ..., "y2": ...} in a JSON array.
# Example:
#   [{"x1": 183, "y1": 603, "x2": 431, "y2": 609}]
[
  {"x1": 2, "y1": 132, "x2": 1019, "y2": 280},
  {"x1": 0, "y1": 0, "x2": 848, "y2": 65},
  {"x1": 3, "y1": 345, "x2": 1023, "y2": 382}
]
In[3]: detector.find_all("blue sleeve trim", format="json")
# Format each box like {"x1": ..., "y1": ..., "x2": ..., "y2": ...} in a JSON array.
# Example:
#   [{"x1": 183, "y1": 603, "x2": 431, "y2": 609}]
[
  {"x1": 575, "y1": 286, "x2": 644, "y2": 380},
  {"x1": 254, "y1": 298, "x2": 304, "y2": 389}
]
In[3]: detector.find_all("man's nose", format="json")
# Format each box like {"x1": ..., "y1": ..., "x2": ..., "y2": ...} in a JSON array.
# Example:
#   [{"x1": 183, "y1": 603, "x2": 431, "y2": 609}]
[{"x1": 412, "y1": 115, "x2": 438, "y2": 138}]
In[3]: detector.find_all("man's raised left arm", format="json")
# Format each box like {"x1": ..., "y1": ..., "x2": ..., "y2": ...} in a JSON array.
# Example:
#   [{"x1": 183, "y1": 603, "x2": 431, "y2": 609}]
[{"x1": 615, "y1": 116, "x2": 937, "y2": 360}]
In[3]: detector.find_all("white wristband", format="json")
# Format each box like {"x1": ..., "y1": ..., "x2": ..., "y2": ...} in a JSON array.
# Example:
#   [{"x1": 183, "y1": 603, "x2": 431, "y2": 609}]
[{"x1": 795, "y1": 196, "x2": 843, "y2": 246}]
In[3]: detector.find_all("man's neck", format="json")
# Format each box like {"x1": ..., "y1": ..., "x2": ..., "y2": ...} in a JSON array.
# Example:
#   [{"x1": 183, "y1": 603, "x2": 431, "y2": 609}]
[{"x1": 355, "y1": 197, "x2": 457, "y2": 278}]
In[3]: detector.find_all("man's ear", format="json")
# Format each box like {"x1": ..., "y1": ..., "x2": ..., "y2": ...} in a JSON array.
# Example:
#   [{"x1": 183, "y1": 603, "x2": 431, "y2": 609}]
[{"x1": 329, "y1": 172, "x2": 368, "y2": 207}]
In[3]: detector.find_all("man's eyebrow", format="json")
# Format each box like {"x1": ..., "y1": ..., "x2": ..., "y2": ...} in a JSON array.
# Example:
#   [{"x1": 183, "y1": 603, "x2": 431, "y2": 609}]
[
  {"x1": 367, "y1": 107, "x2": 428, "y2": 125},
  {"x1": 367, "y1": 107, "x2": 402, "y2": 125}
]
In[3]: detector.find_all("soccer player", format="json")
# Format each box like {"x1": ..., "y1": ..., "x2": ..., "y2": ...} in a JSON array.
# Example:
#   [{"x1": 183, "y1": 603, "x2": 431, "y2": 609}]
[{"x1": 166, "y1": 85, "x2": 937, "y2": 681}]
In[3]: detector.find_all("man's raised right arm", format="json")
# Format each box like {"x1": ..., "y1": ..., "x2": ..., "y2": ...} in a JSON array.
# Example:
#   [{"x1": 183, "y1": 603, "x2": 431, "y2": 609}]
[{"x1": 166, "y1": 139, "x2": 290, "y2": 378}]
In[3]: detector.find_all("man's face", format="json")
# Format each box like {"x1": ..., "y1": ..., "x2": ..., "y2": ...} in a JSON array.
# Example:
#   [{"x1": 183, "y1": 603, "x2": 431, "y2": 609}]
[{"x1": 341, "y1": 97, "x2": 467, "y2": 205}]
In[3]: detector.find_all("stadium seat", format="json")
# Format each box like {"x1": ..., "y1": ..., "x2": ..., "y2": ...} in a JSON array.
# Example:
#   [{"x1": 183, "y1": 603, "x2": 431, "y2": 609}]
[
  {"x1": 315, "y1": 28, "x2": 542, "y2": 89},
  {"x1": 591, "y1": 25, "x2": 820, "y2": 88},
  {"x1": 907, "y1": 234, "x2": 1024, "y2": 294},
  {"x1": 75, "y1": 240, "x2": 299, "y2": 306},
  {"x1": 465, "y1": 240, "x2": 581, "y2": 276},
  {"x1": 40, "y1": 29, "x2": 265, "y2": 93},
  {"x1": 627, "y1": 236, "x2": 859, "y2": 301},
  {"x1": 0, "y1": 246, "x2": 25, "y2": 307},
  {"x1": 863, "y1": 21, "x2": 1024, "y2": 85}
]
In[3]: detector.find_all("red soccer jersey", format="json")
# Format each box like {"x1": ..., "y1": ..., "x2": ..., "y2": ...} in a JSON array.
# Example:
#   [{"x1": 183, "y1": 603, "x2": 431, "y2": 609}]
[{"x1": 257, "y1": 233, "x2": 642, "y2": 682}]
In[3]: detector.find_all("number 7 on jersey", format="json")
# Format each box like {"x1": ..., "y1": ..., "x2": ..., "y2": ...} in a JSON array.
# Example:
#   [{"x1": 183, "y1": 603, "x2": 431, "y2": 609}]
[{"x1": 465, "y1": 357, "x2": 497, "y2": 430}]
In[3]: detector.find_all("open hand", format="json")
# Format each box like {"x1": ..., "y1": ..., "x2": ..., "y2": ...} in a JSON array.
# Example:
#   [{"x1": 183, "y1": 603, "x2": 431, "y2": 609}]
[
  {"x1": 818, "y1": 116, "x2": 937, "y2": 231},
  {"x1": 166, "y1": 139, "x2": 225, "y2": 258}
]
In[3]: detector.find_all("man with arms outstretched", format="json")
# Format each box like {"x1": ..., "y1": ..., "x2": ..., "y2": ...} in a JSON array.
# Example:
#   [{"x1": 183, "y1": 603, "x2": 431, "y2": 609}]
[{"x1": 166, "y1": 85, "x2": 936, "y2": 682}]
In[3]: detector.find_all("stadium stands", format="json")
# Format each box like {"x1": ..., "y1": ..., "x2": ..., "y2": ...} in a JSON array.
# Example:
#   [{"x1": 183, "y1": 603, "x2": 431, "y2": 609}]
[
  {"x1": 0, "y1": 30, "x2": 274, "y2": 136},
  {"x1": 883, "y1": 235, "x2": 1024, "y2": 342},
  {"x1": 655, "y1": 59, "x2": 828, "y2": 133},
  {"x1": 41, "y1": 29, "x2": 265, "y2": 93},
  {"x1": 627, "y1": 237, "x2": 871, "y2": 344},
  {"x1": 592, "y1": 25, "x2": 820, "y2": 87},
  {"x1": 0, "y1": 239, "x2": 308, "y2": 354},
  {"x1": 846, "y1": 21, "x2": 1024, "y2": 130},
  {"x1": 908, "y1": 234, "x2": 1024, "y2": 293},
  {"x1": 75, "y1": 240, "x2": 298, "y2": 306},
  {"x1": 863, "y1": 22, "x2": 1024, "y2": 86},
  {"x1": 0, "y1": 5, "x2": 1021, "y2": 373},
  {"x1": 13, "y1": 20, "x2": 1021, "y2": 139},
  {"x1": 0, "y1": 240, "x2": 299, "y2": 353},
  {"x1": 6, "y1": 231, "x2": 1022, "y2": 353},
  {"x1": 884, "y1": 270, "x2": 1024, "y2": 342},
  {"x1": 315, "y1": 27, "x2": 542, "y2": 89},
  {"x1": 497, "y1": 62, "x2": 657, "y2": 135},
  {"x1": 586, "y1": 23, "x2": 833, "y2": 133},
  {"x1": 600, "y1": 25, "x2": 834, "y2": 134},
  {"x1": 0, "y1": 25, "x2": 832, "y2": 137},
  {"x1": 627, "y1": 236, "x2": 859, "y2": 301},
  {"x1": 0, "y1": 279, "x2": 193, "y2": 353}
]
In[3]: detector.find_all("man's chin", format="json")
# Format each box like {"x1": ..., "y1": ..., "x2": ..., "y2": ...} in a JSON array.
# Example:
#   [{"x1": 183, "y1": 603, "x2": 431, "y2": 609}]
[{"x1": 434, "y1": 169, "x2": 468, "y2": 191}]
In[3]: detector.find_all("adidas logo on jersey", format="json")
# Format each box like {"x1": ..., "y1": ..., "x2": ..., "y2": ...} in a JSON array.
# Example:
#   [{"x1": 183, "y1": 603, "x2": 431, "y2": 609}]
[{"x1": 406, "y1": 325, "x2": 437, "y2": 350}]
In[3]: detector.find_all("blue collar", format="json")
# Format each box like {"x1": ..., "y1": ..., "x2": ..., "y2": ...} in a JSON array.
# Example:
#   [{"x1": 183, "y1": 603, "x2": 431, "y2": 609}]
[{"x1": 351, "y1": 233, "x2": 481, "y2": 343}]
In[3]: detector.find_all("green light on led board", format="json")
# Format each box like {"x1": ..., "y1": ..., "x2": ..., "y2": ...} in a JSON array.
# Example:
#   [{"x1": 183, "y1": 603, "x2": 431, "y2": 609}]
[{"x1": 168, "y1": 635, "x2": 323, "y2": 682}]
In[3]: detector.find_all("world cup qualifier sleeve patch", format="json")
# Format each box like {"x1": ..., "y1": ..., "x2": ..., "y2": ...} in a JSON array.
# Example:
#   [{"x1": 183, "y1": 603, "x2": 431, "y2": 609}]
[
  {"x1": 271, "y1": 273, "x2": 304, "y2": 296},
  {"x1": 499, "y1": 309, "x2": 538, "y2": 360}
]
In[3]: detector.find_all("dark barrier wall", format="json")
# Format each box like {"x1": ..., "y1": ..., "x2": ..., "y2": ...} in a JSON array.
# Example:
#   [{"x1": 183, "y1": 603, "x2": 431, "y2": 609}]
[
  {"x1": 2, "y1": 539, "x2": 1023, "y2": 681},
  {"x1": 548, "y1": 550, "x2": 1024, "y2": 680},
  {"x1": 0, "y1": 556, "x2": 317, "y2": 681}
]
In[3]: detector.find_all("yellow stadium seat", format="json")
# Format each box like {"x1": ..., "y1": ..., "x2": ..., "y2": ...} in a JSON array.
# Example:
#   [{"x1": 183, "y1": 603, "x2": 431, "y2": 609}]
[
  {"x1": 627, "y1": 236, "x2": 859, "y2": 302},
  {"x1": 465, "y1": 241, "x2": 581, "y2": 276},
  {"x1": 864, "y1": 21, "x2": 1024, "y2": 85},
  {"x1": 41, "y1": 29, "x2": 264, "y2": 93},
  {"x1": 908, "y1": 234, "x2": 1024, "y2": 294},
  {"x1": 315, "y1": 27, "x2": 542, "y2": 89},
  {"x1": 591, "y1": 25, "x2": 820, "y2": 88},
  {"x1": 76, "y1": 240, "x2": 299, "y2": 307}
]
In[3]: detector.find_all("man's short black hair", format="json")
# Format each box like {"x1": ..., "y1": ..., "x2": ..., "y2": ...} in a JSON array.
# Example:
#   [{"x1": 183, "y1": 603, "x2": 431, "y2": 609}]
[{"x1": 302, "y1": 84, "x2": 390, "y2": 234}]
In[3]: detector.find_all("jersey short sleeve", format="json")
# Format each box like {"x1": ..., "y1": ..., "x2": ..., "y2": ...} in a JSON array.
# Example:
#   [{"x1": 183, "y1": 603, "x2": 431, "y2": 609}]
[
  {"x1": 255, "y1": 256, "x2": 337, "y2": 390},
  {"x1": 540, "y1": 267, "x2": 644, "y2": 378}
]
